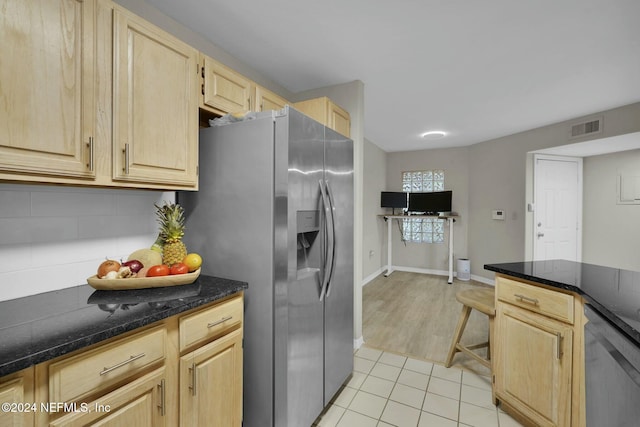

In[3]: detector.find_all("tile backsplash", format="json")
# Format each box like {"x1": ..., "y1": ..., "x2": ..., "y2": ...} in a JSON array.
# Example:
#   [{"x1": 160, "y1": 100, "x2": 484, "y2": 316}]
[{"x1": 0, "y1": 184, "x2": 174, "y2": 302}]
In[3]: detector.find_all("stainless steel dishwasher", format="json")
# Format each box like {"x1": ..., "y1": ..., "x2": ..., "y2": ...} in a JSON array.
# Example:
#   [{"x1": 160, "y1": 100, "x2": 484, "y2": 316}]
[{"x1": 584, "y1": 304, "x2": 640, "y2": 427}]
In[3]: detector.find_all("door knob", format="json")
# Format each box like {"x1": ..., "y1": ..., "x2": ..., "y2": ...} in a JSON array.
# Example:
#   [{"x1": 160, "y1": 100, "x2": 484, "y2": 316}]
[{"x1": 537, "y1": 232, "x2": 545, "y2": 238}]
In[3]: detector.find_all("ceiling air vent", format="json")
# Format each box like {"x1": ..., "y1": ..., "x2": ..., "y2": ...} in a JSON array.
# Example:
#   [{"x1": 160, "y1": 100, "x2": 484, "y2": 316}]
[{"x1": 569, "y1": 117, "x2": 603, "y2": 139}]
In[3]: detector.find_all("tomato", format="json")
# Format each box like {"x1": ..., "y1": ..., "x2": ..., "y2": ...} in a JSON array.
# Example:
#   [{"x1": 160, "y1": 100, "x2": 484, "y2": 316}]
[
  {"x1": 147, "y1": 264, "x2": 170, "y2": 277},
  {"x1": 169, "y1": 263, "x2": 189, "y2": 275}
]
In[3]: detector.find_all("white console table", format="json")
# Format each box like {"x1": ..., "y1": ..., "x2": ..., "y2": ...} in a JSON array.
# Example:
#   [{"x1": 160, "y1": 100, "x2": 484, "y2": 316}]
[{"x1": 381, "y1": 214, "x2": 458, "y2": 284}]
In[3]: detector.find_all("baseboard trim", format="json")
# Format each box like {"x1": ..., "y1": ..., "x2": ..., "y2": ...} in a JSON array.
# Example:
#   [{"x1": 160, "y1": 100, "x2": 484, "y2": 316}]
[
  {"x1": 471, "y1": 274, "x2": 495, "y2": 286},
  {"x1": 391, "y1": 265, "x2": 450, "y2": 276},
  {"x1": 366, "y1": 265, "x2": 496, "y2": 286},
  {"x1": 362, "y1": 268, "x2": 385, "y2": 287}
]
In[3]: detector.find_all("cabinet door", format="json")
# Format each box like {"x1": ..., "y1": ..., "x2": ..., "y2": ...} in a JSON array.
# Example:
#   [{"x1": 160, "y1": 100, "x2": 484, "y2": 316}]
[
  {"x1": 180, "y1": 328, "x2": 243, "y2": 427},
  {"x1": 495, "y1": 303, "x2": 573, "y2": 427},
  {"x1": 0, "y1": 0, "x2": 96, "y2": 179},
  {"x1": 328, "y1": 102, "x2": 351, "y2": 138},
  {"x1": 293, "y1": 97, "x2": 351, "y2": 138},
  {"x1": 0, "y1": 369, "x2": 34, "y2": 427},
  {"x1": 49, "y1": 368, "x2": 167, "y2": 427},
  {"x1": 255, "y1": 85, "x2": 288, "y2": 112},
  {"x1": 201, "y1": 56, "x2": 252, "y2": 115},
  {"x1": 112, "y1": 7, "x2": 198, "y2": 188}
]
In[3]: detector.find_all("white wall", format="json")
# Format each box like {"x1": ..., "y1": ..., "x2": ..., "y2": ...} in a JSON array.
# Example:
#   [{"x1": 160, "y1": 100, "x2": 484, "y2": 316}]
[
  {"x1": 477, "y1": 102, "x2": 640, "y2": 280},
  {"x1": 386, "y1": 147, "x2": 470, "y2": 273},
  {"x1": 362, "y1": 102, "x2": 640, "y2": 282},
  {"x1": 362, "y1": 138, "x2": 387, "y2": 281},
  {"x1": 0, "y1": 184, "x2": 173, "y2": 302},
  {"x1": 582, "y1": 148, "x2": 640, "y2": 271}
]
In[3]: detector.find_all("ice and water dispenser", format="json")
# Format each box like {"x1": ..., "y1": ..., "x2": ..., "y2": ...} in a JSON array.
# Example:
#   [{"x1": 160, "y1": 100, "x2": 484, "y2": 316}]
[{"x1": 296, "y1": 210, "x2": 321, "y2": 281}]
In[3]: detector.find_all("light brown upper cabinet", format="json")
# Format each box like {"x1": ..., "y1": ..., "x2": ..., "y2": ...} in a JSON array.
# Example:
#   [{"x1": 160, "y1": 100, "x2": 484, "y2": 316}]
[
  {"x1": 0, "y1": 0, "x2": 97, "y2": 180},
  {"x1": 200, "y1": 55, "x2": 252, "y2": 115},
  {"x1": 294, "y1": 97, "x2": 351, "y2": 137},
  {"x1": 112, "y1": 6, "x2": 199, "y2": 189},
  {"x1": 255, "y1": 85, "x2": 289, "y2": 112}
]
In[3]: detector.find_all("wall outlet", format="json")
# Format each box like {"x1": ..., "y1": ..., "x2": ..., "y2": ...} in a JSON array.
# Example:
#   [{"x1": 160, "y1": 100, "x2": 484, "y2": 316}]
[{"x1": 492, "y1": 210, "x2": 505, "y2": 220}]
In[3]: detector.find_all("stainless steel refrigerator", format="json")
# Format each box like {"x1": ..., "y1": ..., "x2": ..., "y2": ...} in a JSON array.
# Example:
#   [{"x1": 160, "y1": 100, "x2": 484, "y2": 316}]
[{"x1": 179, "y1": 106, "x2": 354, "y2": 427}]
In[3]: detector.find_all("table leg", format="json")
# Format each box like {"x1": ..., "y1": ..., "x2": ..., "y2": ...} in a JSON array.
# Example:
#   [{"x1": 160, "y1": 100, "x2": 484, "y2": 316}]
[
  {"x1": 448, "y1": 217, "x2": 454, "y2": 284},
  {"x1": 385, "y1": 217, "x2": 394, "y2": 277}
]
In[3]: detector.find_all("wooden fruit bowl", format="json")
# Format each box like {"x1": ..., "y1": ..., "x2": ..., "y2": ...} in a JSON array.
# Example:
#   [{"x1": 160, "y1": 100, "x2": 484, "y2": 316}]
[{"x1": 87, "y1": 268, "x2": 201, "y2": 291}]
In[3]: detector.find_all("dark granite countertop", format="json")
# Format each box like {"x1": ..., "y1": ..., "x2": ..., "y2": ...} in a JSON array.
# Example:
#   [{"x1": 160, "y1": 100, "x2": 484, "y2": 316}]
[
  {"x1": 485, "y1": 260, "x2": 640, "y2": 347},
  {"x1": 0, "y1": 275, "x2": 247, "y2": 377}
]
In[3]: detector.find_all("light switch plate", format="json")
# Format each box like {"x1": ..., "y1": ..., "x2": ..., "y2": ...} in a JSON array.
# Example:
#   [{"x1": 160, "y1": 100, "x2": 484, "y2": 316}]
[{"x1": 492, "y1": 210, "x2": 505, "y2": 220}]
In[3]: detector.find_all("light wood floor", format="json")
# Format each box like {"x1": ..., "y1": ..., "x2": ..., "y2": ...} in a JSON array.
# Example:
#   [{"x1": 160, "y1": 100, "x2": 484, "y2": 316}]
[{"x1": 362, "y1": 271, "x2": 493, "y2": 376}]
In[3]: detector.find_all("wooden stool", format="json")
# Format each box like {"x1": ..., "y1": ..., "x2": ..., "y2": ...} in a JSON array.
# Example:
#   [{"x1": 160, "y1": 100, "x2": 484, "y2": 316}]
[{"x1": 445, "y1": 288, "x2": 495, "y2": 370}]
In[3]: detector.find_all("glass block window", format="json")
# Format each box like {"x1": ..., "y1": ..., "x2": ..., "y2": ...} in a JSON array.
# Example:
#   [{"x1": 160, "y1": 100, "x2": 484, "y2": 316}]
[
  {"x1": 401, "y1": 170, "x2": 446, "y2": 244},
  {"x1": 402, "y1": 170, "x2": 445, "y2": 193},
  {"x1": 402, "y1": 217, "x2": 445, "y2": 243}
]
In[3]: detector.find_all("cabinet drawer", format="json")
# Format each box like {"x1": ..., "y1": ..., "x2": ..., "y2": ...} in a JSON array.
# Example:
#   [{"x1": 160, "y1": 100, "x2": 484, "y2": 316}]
[
  {"x1": 497, "y1": 277, "x2": 574, "y2": 324},
  {"x1": 49, "y1": 368, "x2": 166, "y2": 427},
  {"x1": 180, "y1": 295, "x2": 243, "y2": 351},
  {"x1": 49, "y1": 326, "x2": 166, "y2": 403}
]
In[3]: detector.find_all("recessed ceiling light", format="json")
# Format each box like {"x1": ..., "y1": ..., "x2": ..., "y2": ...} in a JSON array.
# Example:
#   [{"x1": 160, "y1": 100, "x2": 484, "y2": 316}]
[{"x1": 421, "y1": 131, "x2": 447, "y2": 140}]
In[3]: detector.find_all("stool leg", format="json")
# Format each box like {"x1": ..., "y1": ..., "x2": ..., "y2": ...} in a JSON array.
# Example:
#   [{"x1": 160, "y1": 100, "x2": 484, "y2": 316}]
[{"x1": 445, "y1": 305, "x2": 472, "y2": 368}]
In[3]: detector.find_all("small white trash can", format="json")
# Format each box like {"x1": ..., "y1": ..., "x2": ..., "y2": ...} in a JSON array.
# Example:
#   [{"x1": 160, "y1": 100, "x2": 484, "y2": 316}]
[{"x1": 457, "y1": 258, "x2": 470, "y2": 281}]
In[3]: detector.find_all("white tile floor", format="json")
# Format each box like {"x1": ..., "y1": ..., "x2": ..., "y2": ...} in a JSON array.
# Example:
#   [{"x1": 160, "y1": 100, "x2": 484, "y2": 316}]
[{"x1": 314, "y1": 346, "x2": 524, "y2": 427}]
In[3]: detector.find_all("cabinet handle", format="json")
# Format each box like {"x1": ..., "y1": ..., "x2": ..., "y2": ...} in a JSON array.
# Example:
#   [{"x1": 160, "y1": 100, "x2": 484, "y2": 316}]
[
  {"x1": 207, "y1": 316, "x2": 233, "y2": 328},
  {"x1": 556, "y1": 332, "x2": 562, "y2": 359},
  {"x1": 514, "y1": 293, "x2": 539, "y2": 305},
  {"x1": 99, "y1": 353, "x2": 145, "y2": 376},
  {"x1": 86, "y1": 137, "x2": 94, "y2": 171},
  {"x1": 189, "y1": 362, "x2": 197, "y2": 395},
  {"x1": 123, "y1": 143, "x2": 130, "y2": 174},
  {"x1": 158, "y1": 379, "x2": 166, "y2": 416}
]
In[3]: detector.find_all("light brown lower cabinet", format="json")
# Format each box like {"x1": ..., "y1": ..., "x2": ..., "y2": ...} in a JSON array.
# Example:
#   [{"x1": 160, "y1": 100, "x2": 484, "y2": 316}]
[
  {"x1": 0, "y1": 367, "x2": 35, "y2": 427},
  {"x1": 180, "y1": 328, "x2": 243, "y2": 426},
  {"x1": 0, "y1": 292, "x2": 243, "y2": 427},
  {"x1": 495, "y1": 303, "x2": 573, "y2": 427},
  {"x1": 493, "y1": 275, "x2": 585, "y2": 427}
]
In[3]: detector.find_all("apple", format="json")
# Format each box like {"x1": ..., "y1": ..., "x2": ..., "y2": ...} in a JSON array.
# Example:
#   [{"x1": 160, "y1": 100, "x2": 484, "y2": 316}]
[{"x1": 122, "y1": 259, "x2": 143, "y2": 273}]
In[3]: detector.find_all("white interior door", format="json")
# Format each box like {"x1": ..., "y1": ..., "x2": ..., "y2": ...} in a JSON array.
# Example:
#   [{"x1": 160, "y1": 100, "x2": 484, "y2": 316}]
[{"x1": 533, "y1": 155, "x2": 582, "y2": 261}]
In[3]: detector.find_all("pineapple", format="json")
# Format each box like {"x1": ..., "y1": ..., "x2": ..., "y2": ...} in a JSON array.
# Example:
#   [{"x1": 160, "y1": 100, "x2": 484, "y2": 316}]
[{"x1": 155, "y1": 202, "x2": 188, "y2": 266}]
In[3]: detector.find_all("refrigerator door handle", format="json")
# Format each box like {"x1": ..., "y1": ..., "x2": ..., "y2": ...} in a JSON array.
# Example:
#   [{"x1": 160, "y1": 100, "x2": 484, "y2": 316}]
[
  {"x1": 319, "y1": 180, "x2": 335, "y2": 301},
  {"x1": 324, "y1": 180, "x2": 337, "y2": 297}
]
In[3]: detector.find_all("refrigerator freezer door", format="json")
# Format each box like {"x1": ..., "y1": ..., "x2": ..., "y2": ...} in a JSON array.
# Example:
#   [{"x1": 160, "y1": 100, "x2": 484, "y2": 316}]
[
  {"x1": 323, "y1": 127, "x2": 354, "y2": 404},
  {"x1": 274, "y1": 108, "x2": 326, "y2": 427}
]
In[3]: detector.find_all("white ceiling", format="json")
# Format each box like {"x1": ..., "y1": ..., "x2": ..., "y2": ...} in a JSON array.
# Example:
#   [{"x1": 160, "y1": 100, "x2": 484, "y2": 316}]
[{"x1": 145, "y1": 0, "x2": 640, "y2": 152}]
